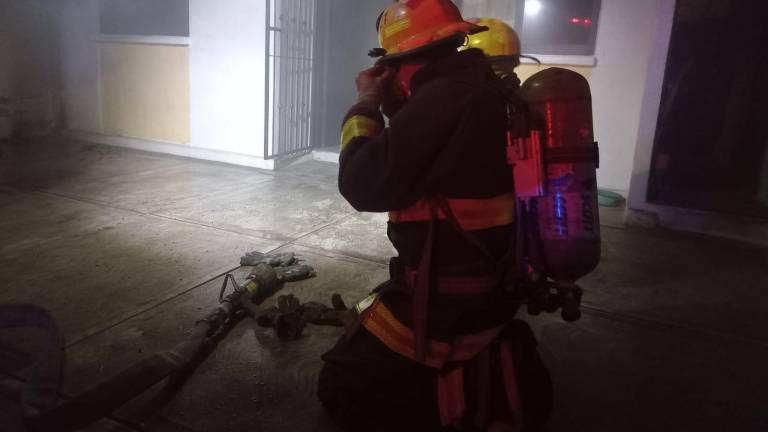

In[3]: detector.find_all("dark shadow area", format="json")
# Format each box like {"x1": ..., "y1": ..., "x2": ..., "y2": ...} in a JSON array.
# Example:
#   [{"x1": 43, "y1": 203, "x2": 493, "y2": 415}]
[{"x1": 649, "y1": 0, "x2": 768, "y2": 218}]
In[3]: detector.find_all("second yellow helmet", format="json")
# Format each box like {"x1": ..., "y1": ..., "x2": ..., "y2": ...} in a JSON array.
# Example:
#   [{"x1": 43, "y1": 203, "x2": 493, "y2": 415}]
[{"x1": 463, "y1": 18, "x2": 521, "y2": 58}]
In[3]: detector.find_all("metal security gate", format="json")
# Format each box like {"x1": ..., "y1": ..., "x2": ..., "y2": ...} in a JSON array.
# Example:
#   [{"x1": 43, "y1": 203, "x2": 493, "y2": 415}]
[{"x1": 265, "y1": 0, "x2": 316, "y2": 160}]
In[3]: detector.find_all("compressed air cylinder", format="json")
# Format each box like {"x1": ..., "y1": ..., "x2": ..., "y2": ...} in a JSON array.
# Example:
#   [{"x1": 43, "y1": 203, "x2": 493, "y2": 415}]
[{"x1": 520, "y1": 68, "x2": 601, "y2": 284}]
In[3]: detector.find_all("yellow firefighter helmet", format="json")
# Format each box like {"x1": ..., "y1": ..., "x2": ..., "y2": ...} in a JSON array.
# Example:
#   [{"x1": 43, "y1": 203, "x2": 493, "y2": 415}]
[{"x1": 463, "y1": 17, "x2": 521, "y2": 58}]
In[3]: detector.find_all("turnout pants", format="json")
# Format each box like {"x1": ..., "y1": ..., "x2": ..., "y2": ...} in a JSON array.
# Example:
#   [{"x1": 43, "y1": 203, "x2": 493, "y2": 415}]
[{"x1": 318, "y1": 320, "x2": 553, "y2": 431}]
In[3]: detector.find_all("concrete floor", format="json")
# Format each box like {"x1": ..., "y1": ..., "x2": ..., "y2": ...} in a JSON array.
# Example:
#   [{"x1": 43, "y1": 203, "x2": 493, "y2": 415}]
[{"x1": 1, "y1": 137, "x2": 767, "y2": 431}]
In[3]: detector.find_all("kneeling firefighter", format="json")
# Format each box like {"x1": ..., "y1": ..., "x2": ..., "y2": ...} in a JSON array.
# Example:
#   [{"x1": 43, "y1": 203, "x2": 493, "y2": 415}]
[{"x1": 318, "y1": 2, "x2": 553, "y2": 431}]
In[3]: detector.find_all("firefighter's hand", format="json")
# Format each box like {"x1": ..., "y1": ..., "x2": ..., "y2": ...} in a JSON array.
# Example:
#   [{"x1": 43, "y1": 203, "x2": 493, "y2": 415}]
[{"x1": 356, "y1": 66, "x2": 396, "y2": 109}]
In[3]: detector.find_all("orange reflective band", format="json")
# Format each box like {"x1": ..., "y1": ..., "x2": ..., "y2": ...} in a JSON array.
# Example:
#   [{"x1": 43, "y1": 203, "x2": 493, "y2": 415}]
[
  {"x1": 340, "y1": 115, "x2": 382, "y2": 151},
  {"x1": 389, "y1": 194, "x2": 515, "y2": 231},
  {"x1": 361, "y1": 299, "x2": 503, "y2": 369},
  {"x1": 363, "y1": 298, "x2": 450, "y2": 369},
  {"x1": 383, "y1": 17, "x2": 412, "y2": 39}
]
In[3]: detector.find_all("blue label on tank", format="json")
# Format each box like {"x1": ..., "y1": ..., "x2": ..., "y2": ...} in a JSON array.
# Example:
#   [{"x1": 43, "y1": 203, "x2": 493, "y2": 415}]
[
  {"x1": 547, "y1": 174, "x2": 574, "y2": 191},
  {"x1": 553, "y1": 192, "x2": 568, "y2": 236}
]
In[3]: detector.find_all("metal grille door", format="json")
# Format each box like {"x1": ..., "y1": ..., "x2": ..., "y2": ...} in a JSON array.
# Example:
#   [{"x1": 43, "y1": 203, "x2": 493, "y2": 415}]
[{"x1": 265, "y1": 0, "x2": 316, "y2": 159}]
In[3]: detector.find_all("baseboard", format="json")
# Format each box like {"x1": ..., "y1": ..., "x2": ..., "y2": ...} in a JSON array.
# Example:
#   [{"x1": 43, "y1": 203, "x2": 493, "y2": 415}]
[
  {"x1": 313, "y1": 148, "x2": 340, "y2": 163},
  {"x1": 65, "y1": 130, "x2": 275, "y2": 170},
  {"x1": 627, "y1": 205, "x2": 768, "y2": 246}
]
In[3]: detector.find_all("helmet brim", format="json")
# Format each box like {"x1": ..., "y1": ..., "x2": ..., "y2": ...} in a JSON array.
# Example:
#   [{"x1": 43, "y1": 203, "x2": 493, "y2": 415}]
[{"x1": 371, "y1": 22, "x2": 488, "y2": 62}]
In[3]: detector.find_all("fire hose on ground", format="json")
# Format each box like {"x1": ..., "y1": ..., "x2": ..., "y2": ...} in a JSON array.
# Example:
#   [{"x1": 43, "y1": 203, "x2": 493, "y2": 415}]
[{"x1": 22, "y1": 252, "x2": 331, "y2": 432}]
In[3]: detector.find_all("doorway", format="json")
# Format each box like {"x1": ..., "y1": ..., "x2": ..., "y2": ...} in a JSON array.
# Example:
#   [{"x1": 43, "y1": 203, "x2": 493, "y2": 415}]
[
  {"x1": 648, "y1": 0, "x2": 768, "y2": 218},
  {"x1": 265, "y1": 0, "x2": 317, "y2": 160},
  {"x1": 310, "y1": 0, "x2": 392, "y2": 155}
]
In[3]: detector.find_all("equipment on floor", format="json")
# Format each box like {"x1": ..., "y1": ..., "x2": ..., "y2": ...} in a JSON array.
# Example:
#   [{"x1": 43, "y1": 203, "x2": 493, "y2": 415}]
[
  {"x1": 22, "y1": 252, "x2": 315, "y2": 432},
  {"x1": 598, "y1": 189, "x2": 627, "y2": 207},
  {"x1": 507, "y1": 67, "x2": 602, "y2": 321},
  {"x1": 254, "y1": 293, "x2": 348, "y2": 340}
]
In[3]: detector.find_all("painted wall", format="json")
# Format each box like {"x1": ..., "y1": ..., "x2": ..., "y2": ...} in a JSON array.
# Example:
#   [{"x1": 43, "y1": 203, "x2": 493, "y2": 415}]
[
  {"x1": 0, "y1": 9, "x2": 12, "y2": 99},
  {"x1": 590, "y1": 0, "x2": 664, "y2": 193},
  {"x1": 58, "y1": 0, "x2": 267, "y2": 162},
  {"x1": 189, "y1": 0, "x2": 267, "y2": 157},
  {"x1": 0, "y1": 5, "x2": 12, "y2": 138},
  {"x1": 59, "y1": 0, "x2": 190, "y2": 144},
  {"x1": 0, "y1": 0, "x2": 57, "y2": 134},
  {"x1": 100, "y1": 43, "x2": 190, "y2": 144},
  {"x1": 59, "y1": 0, "x2": 102, "y2": 133}
]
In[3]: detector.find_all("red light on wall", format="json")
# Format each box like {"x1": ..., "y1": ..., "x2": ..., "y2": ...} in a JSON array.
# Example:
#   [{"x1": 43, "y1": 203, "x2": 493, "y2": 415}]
[{"x1": 571, "y1": 17, "x2": 593, "y2": 26}]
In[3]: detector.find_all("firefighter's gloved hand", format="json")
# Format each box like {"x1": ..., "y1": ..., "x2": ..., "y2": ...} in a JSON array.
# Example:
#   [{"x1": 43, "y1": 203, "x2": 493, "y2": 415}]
[
  {"x1": 356, "y1": 66, "x2": 396, "y2": 109},
  {"x1": 241, "y1": 251, "x2": 297, "y2": 267}
]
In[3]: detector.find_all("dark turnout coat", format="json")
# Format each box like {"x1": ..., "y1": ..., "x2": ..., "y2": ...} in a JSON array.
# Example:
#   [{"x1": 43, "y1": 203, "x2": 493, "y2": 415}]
[{"x1": 340, "y1": 48, "x2": 517, "y2": 337}]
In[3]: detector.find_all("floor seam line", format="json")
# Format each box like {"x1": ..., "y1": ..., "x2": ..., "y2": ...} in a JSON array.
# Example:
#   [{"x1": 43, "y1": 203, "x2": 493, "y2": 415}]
[
  {"x1": 580, "y1": 303, "x2": 768, "y2": 349},
  {"x1": 285, "y1": 213, "x2": 356, "y2": 245},
  {"x1": 286, "y1": 242, "x2": 390, "y2": 266},
  {"x1": 65, "y1": 242, "x2": 289, "y2": 349},
  {"x1": 146, "y1": 212, "x2": 293, "y2": 243},
  {"x1": 64, "y1": 266, "x2": 241, "y2": 348},
  {"x1": 285, "y1": 213, "x2": 392, "y2": 266},
  {"x1": 36, "y1": 190, "x2": 152, "y2": 215},
  {"x1": 35, "y1": 190, "x2": 281, "y2": 244}
]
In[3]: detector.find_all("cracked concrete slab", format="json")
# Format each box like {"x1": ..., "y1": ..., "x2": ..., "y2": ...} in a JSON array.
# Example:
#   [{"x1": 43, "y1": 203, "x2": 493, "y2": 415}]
[
  {"x1": 152, "y1": 176, "x2": 356, "y2": 242},
  {"x1": 64, "y1": 246, "x2": 387, "y2": 432},
  {"x1": 524, "y1": 310, "x2": 768, "y2": 432},
  {"x1": 294, "y1": 212, "x2": 396, "y2": 264},
  {"x1": 41, "y1": 162, "x2": 275, "y2": 214},
  {"x1": 0, "y1": 189, "x2": 281, "y2": 344},
  {"x1": 0, "y1": 141, "x2": 188, "y2": 189},
  {"x1": 276, "y1": 160, "x2": 338, "y2": 183},
  {"x1": 581, "y1": 226, "x2": 768, "y2": 344}
]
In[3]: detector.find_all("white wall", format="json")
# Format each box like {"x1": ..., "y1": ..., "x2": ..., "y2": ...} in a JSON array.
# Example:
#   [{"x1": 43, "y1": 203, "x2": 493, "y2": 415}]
[
  {"x1": 57, "y1": 0, "x2": 273, "y2": 167},
  {"x1": 0, "y1": 7, "x2": 12, "y2": 98},
  {"x1": 590, "y1": 0, "x2": 665, "y2": 193},
  {"x1": 0, "y1": 0, "x2": 58, "y2": 134},
  {"x1": 0, "y1": 4, "x2": 12, "y2": 138},
  {"x1": 629, "y1": 0, "x2": 676, "y2": 207},
  {"x1": 59, "y1": 0, "x2": 102, "y2": 133},
  {"x1": 189, "y1": 0, "x2": 267, "y2": 158}
]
